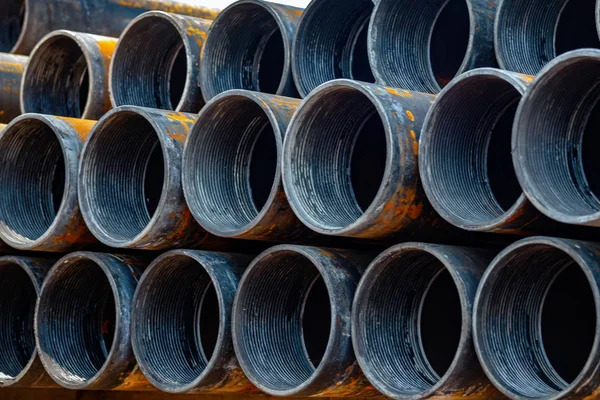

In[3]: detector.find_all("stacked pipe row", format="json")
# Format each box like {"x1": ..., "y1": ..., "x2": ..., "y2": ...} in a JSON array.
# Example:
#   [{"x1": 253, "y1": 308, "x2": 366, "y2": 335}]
[{"x1": 2, "y1": 0, "x2": 600, "y2": 399}]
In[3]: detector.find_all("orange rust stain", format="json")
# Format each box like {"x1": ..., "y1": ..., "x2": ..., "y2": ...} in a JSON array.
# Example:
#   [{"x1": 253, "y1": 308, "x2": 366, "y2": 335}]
[
  {"x1": 55, "y1": 117, "x2": 96, "y2": 142},
  {"x1": 516, "y1": 72, "x2": 534, "y2": 83},
  {"x1": 52, "y1": 214, "x2": 95, "y2": 246},
  {"x1": 0, "y1": 61, "x2": 24, "y2": 74},
  {"x1": 385, "y1": 87, "x2": 413, "y2": 97},
  {"x1": 406, "y1": 110, "x2": 415, "y2": 121},
  {"x1": 410, "y1": 130, "x2": 418, "y2": 155}
]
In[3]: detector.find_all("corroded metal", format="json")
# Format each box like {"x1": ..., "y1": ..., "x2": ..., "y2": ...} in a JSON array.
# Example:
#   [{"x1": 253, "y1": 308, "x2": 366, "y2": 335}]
[
  {"x1": 0, "y1": 53, "x2": 27, "y2": 124},
  {"x1": 21, "y1": 30, "x2": 117, "y2": 120},
  {"x1": 0, "y1": 114, "x2": 97, "y2": 251}
]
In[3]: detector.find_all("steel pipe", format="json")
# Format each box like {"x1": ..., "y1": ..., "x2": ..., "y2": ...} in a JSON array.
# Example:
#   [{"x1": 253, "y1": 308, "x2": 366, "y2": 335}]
[
  {"x1": 35, "y1": 252, "x2": 151, "y2": 390},
  {"x1": 0, "y1": 53, "x2": 27, "y2": 124},
  {"x1": 78, "y1": 106, "x2": 213, "y2": 250},
  {"x1": 419, "y1": 68, "x2": 546, "y2": 233},
  {"x1": 473, "y1": 236, "x2": 600, "y2": 399},
  {"x1": 291, "y1": 0, "x2": 374, "y2": 97},
  {"x1": 132, "y1": 249, "x2": 256, "y2": 394},
  {"x1": 0, "y1": 114, "x2": 97, "y2": 251},
  {"x1": 0, "y1": 256, "x2": 55, "y2": 388},
  {"x1": 109, "y1": 11, "x2": 211, "y2": 113},
  {"x1": 183, "y1": 90, "x2": 311, "y2": 241},
  {"x1": 368, "y1": 0, "x2": 497, "y2": 93},
  {"x1": 496, "y1": 0, "x2": 600, "y2": 74},
  {"x1": 21, "y1": 30, "x2": 116, "y2": 120},
  {"x1": 352, "y1": 243, "x2": 500, "y2": 399},
  {"x1": 512, "y1": 49, "x2": 600, "y2": 227},
  {"x1": 232, "y1": 245, "x2": 378, "y2": 397},
  {"x1": 2, "y1": 0, "x2": 219, "y2": 55},
  {"x1": 282, "y1": 79, "x2": 441, "y2": 240},
  {"x1": 199, "y1": 0, "x2": 301, "y2": 102}
]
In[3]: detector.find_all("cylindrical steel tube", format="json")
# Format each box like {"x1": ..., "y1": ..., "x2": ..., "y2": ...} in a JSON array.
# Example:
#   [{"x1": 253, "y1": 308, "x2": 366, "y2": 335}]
[
  {"x1": 2, "y1": 0, "x2": 219, "y2": 55},
  {"x1": 512, "y1": 49, "x2": 600, "y2": 227},
  {"x1": 0, "y1": 53, "x2": 27, "y2": 124},
  {"x1": 495, "y1": 0, "x2": 600, "y2": 74},
  {"x1": 35, "y1": 252, "x2": 151, "y2": 390},
  {"x1": 352, "y1": 243, "x2": 500, "y2": 399},
  {"x1": 282, "y1": 79, "x2": 441, "y2": 240},
  {"x1": 368, "y1": 0, "x2": 497, "y2": 93},
  {"x1": 78, "y1": 106, "x2": 212, "y2": 250},
  {"x1": 473, "y1": 236, "x2": 600, "y2": 399},
  {"x1": 21, "y1": 30, "x2": 116, "y2": 120},
  {"x1": 232, "y1": 245, "x2": 377, "y2": 397},
  {"x1": 0, "y1": 256, "x2": 55, "y2": 388},
  {"x1": 183, "y1": 90, "x2": 310, "y2": 241},
  {"x1": 109, "y1": 11, "x2": 211, "y2": 113},
  {"x1": 0, "y1": 124, "x2": 6, "y2": 130},
  {"x1": 132, "y1": 249, "x2": 256, "y2": 394},
  {"x1": 199, "y1": 0, "x2": 301, "y2": 102},
  {"x1": 420, "y1": 68, "x2": 546, "y2": 233},
  {"x1": 0, "y1": 114, "x2": 97, "y2": 251},
  {"x1": 291, "y1": 0, "x2": 374, "y2": 97}
]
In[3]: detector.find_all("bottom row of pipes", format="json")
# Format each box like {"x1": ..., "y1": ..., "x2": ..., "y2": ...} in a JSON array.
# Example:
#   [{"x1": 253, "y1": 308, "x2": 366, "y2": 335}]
[{"x1": 0, "y1": 236, "x2": 596, "y2": 399}]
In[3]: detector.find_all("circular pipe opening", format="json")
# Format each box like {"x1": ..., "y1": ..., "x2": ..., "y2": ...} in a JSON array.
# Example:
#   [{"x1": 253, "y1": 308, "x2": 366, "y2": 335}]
[
  {"x1": 22, "y1": 35, "x2": 91, "y2": 118},
  {"x1": 184, "y1": 95, "x2": 278, "y2": 236},
  {"x1": 474, "y1": 243, "x2": 597, "y2": 398},
  {"x1": 496, "y1": 0, "x2": 600, "y2": 74},
  {"x1": 132, "y1": 254, "x2": 221, "y2": 390},
  {"x1": 292, "y1": 0, "x2": 374, "y2": 97},
  {"x1": 0, "y1": 0, "x2": 25, "y2": 53},
  {"x1": 283, "y1": 86, "x2": 386, "y2": 231},
  {"x1": 421, "y1": 72, "x2": 523, "y2": 229},
  {"x1": 110, "y1": 16, "x2": 190, "y2": 111},
  {"x1": 369, "y1": 0, "x2": 470, "y2": 92},
  {"x1": 36, "y1": 258, "x2": 117, "y2": 385},
  {"x1": 0, "y1": 260, "x2": 38, "y2": 384},
  {"x1": 353, "y1": 250, "x2": 462, "y2": 396},
  {"x1": 200, "y1": 3, "x2": 286, "y2": 100},
  {"x1": 79, "y1": 111, "x2": 164, "y2": 243},
  {"x1": 513, "y1": 53, "x2": 600, "y2": 222},
  {"x1": 0, "y1": 119, "x2": 65, "y2": 243},
  {"x1": 234, "y1": 251, "x2": 332, "y2": 392}
]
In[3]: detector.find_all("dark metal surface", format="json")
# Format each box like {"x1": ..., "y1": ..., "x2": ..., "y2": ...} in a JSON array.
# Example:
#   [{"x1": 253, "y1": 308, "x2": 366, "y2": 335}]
[
  {"x1": 21, "y1": 30, "x2": 116, "y2": 120},
  {"x1": 2, "y1": 0, "x2": 219, "y2": 55},
  {"x1": 495, "y1": 0, "x2": 600, "y2": 74},
  {"x1": 78, "y1": 106, "x2": 216, "y2": 250},
  {"x1": 0, "y1": 114, "x2": 97, "y2": 251},
  {"x1": 199, "y1": 0, "x2": 302, "y2": 102},
  {"x1": 232, "y1": 244, "x2": 378, "y2": 397},
  {"x1": 282, "y1": 79, "x2": 444, "y2": 240},
  {"x1": 35, "y1": 252, "x2": 151, "y2": 390},
  {"x1": 368, "y1": 0, "x2": 498, "y2": 93},
  {"x1": 291, "y1": 0, "x2": 374, "y2": 98},
  {"x1": 109, "y1": 11, "x2": 211, "y2": 113},
  {"x1": 0, "y1": 256, "x2": 56, "y2": 388},
  {"x1": 473, "y1": 236, "x2": 600, "y2": 399},
  {"x1": 183, "y1": 89, "x2": 313, "y2": 241},
  {"x1": 353, "y1": 242, "x2": 501, "y2": 399},
  {"x1": 131, "y1": 249, "x2": 257, "y2": 394},
  {"x1": 512, "y1": 49, "x2": 600, "y2": 227},
  {"x1": 0, "y1": 53, "x2": 27, "y2": 124}
]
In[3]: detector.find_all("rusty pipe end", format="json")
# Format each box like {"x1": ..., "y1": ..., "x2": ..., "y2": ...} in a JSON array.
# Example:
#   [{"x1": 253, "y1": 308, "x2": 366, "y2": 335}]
[
  {"x1": 131, "y1": 249, "x2": 256, "y2": 394},
  {"x1": 183, "y1": 89, "x2": 307, "y2": 241},
  {"x1": 0, "y1": 114, "x2": 96, "y2": 251},
  {"x1": 199, "y1": 0, "x2": 301, "y2": 102},
  {"x1": 110, "y1": 11, "x2": 211, "y2": 113},
  {"x1": 0, "y1": 53, "x2": 28, "y2": 124}
]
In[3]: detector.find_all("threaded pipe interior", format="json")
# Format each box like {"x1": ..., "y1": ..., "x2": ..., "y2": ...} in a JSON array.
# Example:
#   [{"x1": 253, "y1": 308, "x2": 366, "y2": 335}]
[
  {"x1": 22, "y1": 35, "x2": 90, "y2": 118},
  {"x1": 36, "y1": 258, "x2": 116, "y2": 383},
  {"x1": 0, "y1": 260, "x2": 37, "y2": 383},
  {"x1": 110, "y1": 16, "x2": 188, "y2": 111},
  {"x1": 0, "y1": 0, "x2": 24, "y2": 53},
  {"x1": 284, "y1": 86, "x2": 386, "y2": 231},
  {"x1": 184, "y1": 96, "x2": 277, "y2": 235},
  {"x1": 369, "y1": 0, "x2": 470, "y2": 92},
  {"x1": 475, "y1": 244, "x2": 596, "y2": 397},
  {"x1": 0, "y1": 119, "x2": 65, "y2": 243},
  {"x1": 132, "y1": 254, "x2": 221, "y2": 390},
  {"x1": 423, "y1": 73, "x2": 522, "y2": 228},
  {"x1": 234, "y1": 251, "x2": 331, "y2": 391},
  {"x1": 80, "y1": 111, "x2": 164, "y2": 242}
]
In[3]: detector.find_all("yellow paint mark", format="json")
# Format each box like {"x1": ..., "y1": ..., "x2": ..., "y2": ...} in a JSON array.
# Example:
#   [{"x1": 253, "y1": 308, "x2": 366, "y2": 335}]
[
  {"x1": 0, "y1": 123, "x2": 6, "y2": 131},
  {"x1": 116, "y1": 0, "x2": 219, "y2": 20},
  {"x1": 410, "y1": 130, "x2": 418, "y2": 155},
  {"x1": 406, "y1": 110, "x2": 415, "y2": 121},
  {"x1": 516, "y1": 73, "x2": 534, "y2": 83},
  {"x1": 0, "y1": 61, "x2": 24, "y2": 74},
  {"x1": 385, "y1": 87, "x2": 413, "y2": 97},
  {"x1": 55, "y1": 116, "x2": 96, "y2": 142}
]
